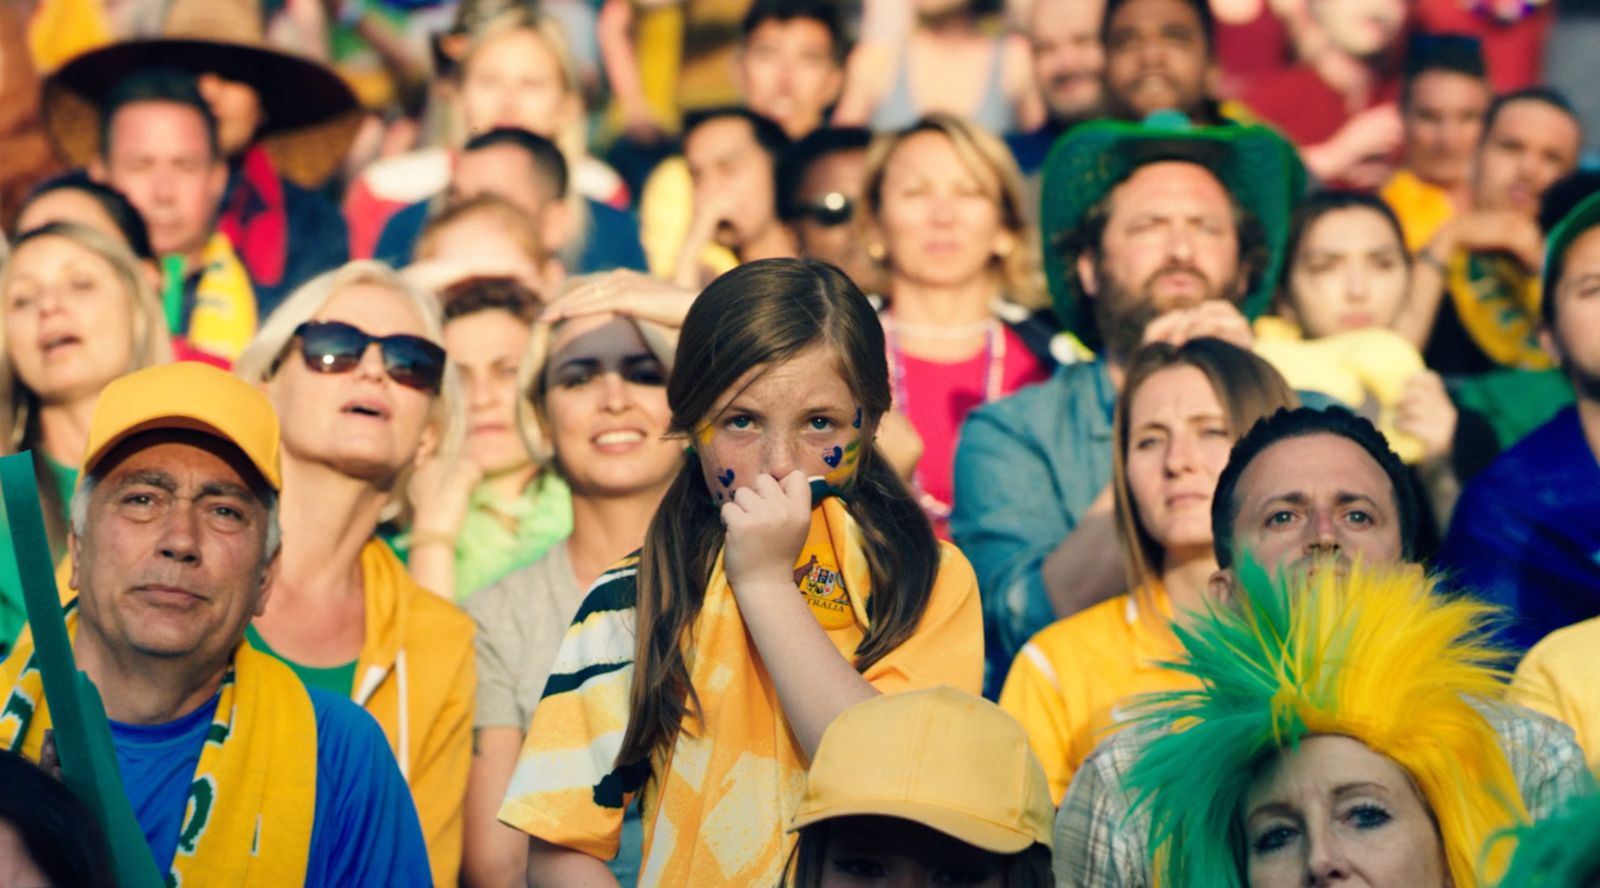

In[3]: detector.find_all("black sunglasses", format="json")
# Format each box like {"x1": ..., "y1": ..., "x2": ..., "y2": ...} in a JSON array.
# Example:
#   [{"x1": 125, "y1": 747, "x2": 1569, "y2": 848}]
[
  {"x1": 797, "y1": 192, "x2": 856, "y2": 228},
  {"x1": 279, "y1": 320, "x2": 447, "y2": 393}
]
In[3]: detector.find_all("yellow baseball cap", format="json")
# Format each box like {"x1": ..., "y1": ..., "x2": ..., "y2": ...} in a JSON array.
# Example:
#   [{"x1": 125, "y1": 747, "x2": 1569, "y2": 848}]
[
  {"x1": 788, "y1": 686, "x2": 1053, "y2": 854},
  {"x1": 80, "y1": 363, "x2": 281, "y2": 491}
]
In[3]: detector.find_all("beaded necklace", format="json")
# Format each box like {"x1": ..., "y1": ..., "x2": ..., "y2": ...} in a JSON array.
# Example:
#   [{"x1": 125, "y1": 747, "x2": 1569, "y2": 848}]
[{"x1": 884, "y1": 314, "x2": 1006, "y2": 520}]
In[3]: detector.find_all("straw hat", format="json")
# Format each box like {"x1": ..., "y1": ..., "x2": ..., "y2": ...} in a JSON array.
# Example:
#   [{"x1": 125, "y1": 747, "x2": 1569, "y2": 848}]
[{"x1": 41, "y1": 0, "x2": 362, "y2": 188}]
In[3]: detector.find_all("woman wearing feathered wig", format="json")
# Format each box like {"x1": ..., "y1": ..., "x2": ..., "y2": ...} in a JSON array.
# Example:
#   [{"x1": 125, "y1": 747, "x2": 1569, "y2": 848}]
[{"x1": 1124, "y1": 559, "x2": 1527, "y2": 888}]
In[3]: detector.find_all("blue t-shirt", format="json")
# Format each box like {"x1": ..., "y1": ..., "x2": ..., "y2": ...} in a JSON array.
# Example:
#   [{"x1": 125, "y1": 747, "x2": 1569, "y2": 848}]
[
  {"x1": 111, "y1": 686, "x2": 431, "y2": 886},
  {"x1": 1441, "y1": 405, "x2": 1600, "y2": 654}
]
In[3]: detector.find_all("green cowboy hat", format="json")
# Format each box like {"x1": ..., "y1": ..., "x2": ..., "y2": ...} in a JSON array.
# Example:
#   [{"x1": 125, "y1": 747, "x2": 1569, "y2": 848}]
[
  {"x1": 1040, "y1": 113, "x2": 1306, "y2": 351},
  {"x1": 1543, "y1": 188, "x2": 1600, "y2": 303}
]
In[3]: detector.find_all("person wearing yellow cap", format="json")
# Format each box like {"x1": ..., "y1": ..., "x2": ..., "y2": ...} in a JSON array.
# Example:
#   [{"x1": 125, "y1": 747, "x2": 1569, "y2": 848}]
[
  {"x1": 0, "y1": 362, "x2": 432, "y2": 885},
  {"x1": 783, "y1": 686, "x2": 1054, "y2": 887}
]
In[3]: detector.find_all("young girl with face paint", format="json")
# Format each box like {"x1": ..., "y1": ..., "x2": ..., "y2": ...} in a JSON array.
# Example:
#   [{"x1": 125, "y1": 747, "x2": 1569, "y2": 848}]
[{"x1": 499, "y1": 258, "x2": 984, "y2": 887}]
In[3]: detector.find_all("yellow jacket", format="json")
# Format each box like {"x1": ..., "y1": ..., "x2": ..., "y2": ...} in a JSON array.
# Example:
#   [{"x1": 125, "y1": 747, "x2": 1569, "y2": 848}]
[
  {"x1": 1510, "y1": 616, "x2": 1600, "y2": 773},
  {"x1": 352, "y1": 539, "x2": 476, "y2": 888},
  {"x1": 998, "y1": 586, "x2": 1195, "y2": 803}
]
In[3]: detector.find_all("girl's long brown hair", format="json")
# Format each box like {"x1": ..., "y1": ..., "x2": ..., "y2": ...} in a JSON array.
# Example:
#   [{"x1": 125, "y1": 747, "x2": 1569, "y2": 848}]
[{"x1": 615, "y1": 258, "x2": 940, "y2": 768}]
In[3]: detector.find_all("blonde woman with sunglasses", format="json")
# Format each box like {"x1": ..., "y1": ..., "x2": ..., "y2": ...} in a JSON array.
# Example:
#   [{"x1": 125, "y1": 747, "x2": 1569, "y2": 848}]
[{"x1": 234, "y1": 261, "x2": 473, "y2": 886}]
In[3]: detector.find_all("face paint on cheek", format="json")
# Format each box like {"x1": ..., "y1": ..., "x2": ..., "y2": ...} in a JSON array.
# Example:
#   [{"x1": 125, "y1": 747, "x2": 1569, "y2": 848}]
[{"x1": 820, "y1": 435, "x2": 861, "y2": 488}]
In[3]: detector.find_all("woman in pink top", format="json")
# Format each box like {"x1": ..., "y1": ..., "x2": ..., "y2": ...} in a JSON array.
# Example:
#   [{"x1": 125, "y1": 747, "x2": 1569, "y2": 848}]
[{"x1": 859, "y1": 114, "x2": 1057, "y2": 538}]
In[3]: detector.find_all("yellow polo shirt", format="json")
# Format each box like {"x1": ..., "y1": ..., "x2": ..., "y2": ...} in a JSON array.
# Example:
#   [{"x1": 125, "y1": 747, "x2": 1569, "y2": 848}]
[
  {"x1": 999, "y1": 585, "x2": 1196, "y2": 804},
  {"x1": 1380, "y1": 169, "x2": 1458, "y2": 255},
  {"x1": 1510, "y1": 616, "x2": 1600, "y2": 771}
]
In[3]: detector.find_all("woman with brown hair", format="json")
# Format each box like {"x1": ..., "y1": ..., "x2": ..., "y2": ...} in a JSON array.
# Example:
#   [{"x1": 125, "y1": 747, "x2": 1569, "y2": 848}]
[
  {"x1": 499, "y1": 258, "x2": 982, "y2": 887},
  {"x1": 859, "y1": 113, "x2": 1056, "y2": 537},
  {"x1": 998, "y1": 338, "x2": 1298, "y2": 803},
  {"x1": 0, "y1": 222, "x2": 170, "y2": 655}
]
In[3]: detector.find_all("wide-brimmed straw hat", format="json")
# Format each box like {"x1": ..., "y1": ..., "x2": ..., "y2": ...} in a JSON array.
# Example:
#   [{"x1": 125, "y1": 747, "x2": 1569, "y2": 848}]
[{"x1": 42, "y1": 0, "x2": 361, "y2": 188}]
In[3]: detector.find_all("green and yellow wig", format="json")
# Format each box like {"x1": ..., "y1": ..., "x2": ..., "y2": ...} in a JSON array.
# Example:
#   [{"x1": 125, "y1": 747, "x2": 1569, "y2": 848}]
[{"x1": 1124, "y1": 560, "x2": 1527, "y2": 887}]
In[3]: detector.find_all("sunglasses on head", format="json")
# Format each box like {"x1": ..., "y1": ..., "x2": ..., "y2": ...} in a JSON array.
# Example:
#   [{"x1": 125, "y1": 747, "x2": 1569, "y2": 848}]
[
  {"x1": 797, "y1": 192, "x2": 856, "y2": 228},
  {"x1": 279, "y1": 320, "x2": 447, "y2": 393}
]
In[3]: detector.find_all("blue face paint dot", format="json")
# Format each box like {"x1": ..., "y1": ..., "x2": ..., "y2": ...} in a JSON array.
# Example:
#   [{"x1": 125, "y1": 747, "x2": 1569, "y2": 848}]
[
  {"x1": 718, "y1": 468, "x2": 735, "y2": 487},
  {"x1": 822, "y1": 446, "x2": 843, "y2": 468},
  {"x1": 852, "y1": 408, "x2": 862, "y2": 429}
]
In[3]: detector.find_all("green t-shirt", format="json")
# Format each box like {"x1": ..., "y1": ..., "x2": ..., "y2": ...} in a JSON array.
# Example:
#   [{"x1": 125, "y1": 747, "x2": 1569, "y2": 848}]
[
  {"x1": 243, "y1": 624, "x2": 358, "y2": 697},
  {"x1": 0, "y1": 457, "x2": 77, "y2": 660}
]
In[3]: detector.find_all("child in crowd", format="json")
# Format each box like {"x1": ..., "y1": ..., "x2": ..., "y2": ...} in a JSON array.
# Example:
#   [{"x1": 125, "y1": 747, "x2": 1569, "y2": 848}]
[
  {"x1": 784, "y1": 686, "x2": 1054, "y2": 888},
  {"x1": 499, "y1": 257, "x2": 982, "y2": 886}
]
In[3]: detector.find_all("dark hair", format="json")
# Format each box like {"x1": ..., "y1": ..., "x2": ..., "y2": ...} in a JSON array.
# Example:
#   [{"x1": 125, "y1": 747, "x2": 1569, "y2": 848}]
[
  {"x1": 440, "y1": 275, "x2": 542, "y2": 324},
  {"x1": 1482, "y1": 86, "x2": 1580, "y2": 144},
  {"x1": 99, "y1": 66, "x2": 220, "y2": 161},
  {"x1": 783, "y1": 819, "x2": 1054, "y2": 888},
  {"x1": 1539, "y1": 172, "x2": 1600, "y2": 329},
  {"x1": 463, "y1": 126, "x2": 570, "y2": 198},
  {"x1": 19, "y1": 171, "x2": 155, "y2": 261},
  {"x1": 777, "y1": 126, "x2": 873, "y2": 221},
  {"x1": 683, "y1": 106, "x2": 792, "y2": 171},
  {"x1": 0, "y1": 750, "x2": 116, "y2": 888},
  {"x1": 1103, "y1": 0, "x2": 1214, "y2": 51},
  {"x1": 1058, "y1": 151, "x2": 1268, "y2": 351},
  {"x1": 741, "y1": 0, "x2": 847, "y2": 64},
  {"x1": 1113, "y1": 339, "x2": 1297, "y2": 602},
  {"x1": 614, "y1": 258, "x2": 938, "y2": 767},
  {"x1": 1278, "y1": 190, "x2": 1409, "y2": 308},
  {"x1": 1210, "y1": 407, "x2": 1420, "y2": 569},
  {"x1": 1400, "y1": 33, "x2": 1487, "y2": 109}
]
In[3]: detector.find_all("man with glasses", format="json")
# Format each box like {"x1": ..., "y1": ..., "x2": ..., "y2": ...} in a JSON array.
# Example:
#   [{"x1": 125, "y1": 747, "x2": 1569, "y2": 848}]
[
  {"x1": 0, "y1": 362, "x2": 431, "y2": 884},
  {"x1": 777, "y1": 126, "x2": 886, "y2": 293}
]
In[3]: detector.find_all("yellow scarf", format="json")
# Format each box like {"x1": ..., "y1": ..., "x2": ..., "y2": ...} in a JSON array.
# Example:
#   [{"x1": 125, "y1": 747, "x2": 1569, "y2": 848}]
[
  {"x1": 1446, "y1": 250, "x2": 1552, "y2": 371},
  {"x1": 0, "y1": 608, "x2": 317, "y2": 887},
  {"x1": 188, "y1": 232, "x2": 260, "y2": 363},
  {"x1": 640, "y1": 495, "x2": 873, "y2": 884}
]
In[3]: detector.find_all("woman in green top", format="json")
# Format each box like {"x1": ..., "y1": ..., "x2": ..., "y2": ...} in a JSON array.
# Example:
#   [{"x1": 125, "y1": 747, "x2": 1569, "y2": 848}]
[
  {"x1": 406, "y1": 275, "x2": 574, "y2": 601},
  {"x1": 0, "y1": 222, "x2": 171, "y2": 653}
]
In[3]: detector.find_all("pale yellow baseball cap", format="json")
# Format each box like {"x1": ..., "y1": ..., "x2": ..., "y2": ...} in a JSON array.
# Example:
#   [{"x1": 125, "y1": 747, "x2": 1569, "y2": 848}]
[
  {"x1": 788, "y1": 686, "x2": 1053, "y2": 854},
  {"x1": 80, "y1": 362, "x2": 281, "y2": 491}
]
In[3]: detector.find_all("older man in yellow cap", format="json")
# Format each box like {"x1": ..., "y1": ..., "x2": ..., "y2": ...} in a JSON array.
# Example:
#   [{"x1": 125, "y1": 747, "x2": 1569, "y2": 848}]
[{"x1": 0, "y1": 362, "x2": 431, "y2": 886}]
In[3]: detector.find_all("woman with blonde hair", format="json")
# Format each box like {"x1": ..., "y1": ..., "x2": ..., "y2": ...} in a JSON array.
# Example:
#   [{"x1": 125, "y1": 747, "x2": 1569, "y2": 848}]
[
  {"x1": 1126, "y1": 561, "x2": 1526, "y2": 887},
  {"x1": 233, "y1": 260, "x2": 475, "y2": 885},
  {"x1": 0, "y1": 222, "x2": 170, "y2": 654},
  {"x1": 1000, "y1": 338, "x2": 1297, "y2": 802},
  {"x1": 860, "y1": 112, "x2": 1056, "y2": 537}
]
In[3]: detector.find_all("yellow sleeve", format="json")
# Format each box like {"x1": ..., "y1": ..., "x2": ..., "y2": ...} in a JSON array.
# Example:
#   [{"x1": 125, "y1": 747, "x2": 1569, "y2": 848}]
[
  {"x1": 999, "y1": 638, "x2": 1077, "y2": 805},
  {"x1": 636, "y1": 156, "x2": 737, "y2": 279},
  {"x1": 411, "y1": 619, "x2": 477, "y2": 886},
  {"x1": 860, "y1": 543, "x2": 983, "y2": 696},
  {"x1": 1510, "y1": 626, "x2": 1600, "y2": 771}
]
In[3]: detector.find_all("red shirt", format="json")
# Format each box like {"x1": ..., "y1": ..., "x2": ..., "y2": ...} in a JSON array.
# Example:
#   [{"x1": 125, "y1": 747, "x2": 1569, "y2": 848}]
[
  {"x1": 1414, "y1": 0, "x2": 1552, "y2": 92},
  {"x1": 896, "y1": 324, "x2": 1051, "y2": 539}
]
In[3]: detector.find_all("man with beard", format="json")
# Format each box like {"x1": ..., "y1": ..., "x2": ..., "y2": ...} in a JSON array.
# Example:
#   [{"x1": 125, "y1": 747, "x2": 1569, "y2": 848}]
[
  {"x1": 1442, "y1": 191, "x2": 1600, "y2": 655},
  {"x1": 1053, "y1": 405, "x2": 1594, "y2": 886},
  {"x1": 1396, "y1": 88, "x2": 1583, "y2": 377},
  {"x1": 950, "y1": 118, "x2": 1303, "y2": 695},
  {"x1": 1009, "y1": 0, "x2": 1106, "y2": 175}
]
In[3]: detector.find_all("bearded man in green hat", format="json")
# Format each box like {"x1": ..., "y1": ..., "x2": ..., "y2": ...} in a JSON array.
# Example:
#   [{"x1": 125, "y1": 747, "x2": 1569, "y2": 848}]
[{"x1": 950, "y1": 114, "x2": 1304, "y2": 696}]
